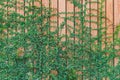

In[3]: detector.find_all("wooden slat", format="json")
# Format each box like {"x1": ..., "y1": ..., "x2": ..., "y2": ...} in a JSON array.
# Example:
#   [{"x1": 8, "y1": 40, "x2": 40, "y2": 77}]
[{"x1": 114, "y1": 0, "x2": 120, "y2": 67}]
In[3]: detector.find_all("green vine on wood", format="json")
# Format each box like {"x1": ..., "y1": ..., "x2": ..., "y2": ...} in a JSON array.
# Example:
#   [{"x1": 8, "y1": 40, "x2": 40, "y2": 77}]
[{"x1": 0, "y1": 0, "x2": 120, "y2": 80}]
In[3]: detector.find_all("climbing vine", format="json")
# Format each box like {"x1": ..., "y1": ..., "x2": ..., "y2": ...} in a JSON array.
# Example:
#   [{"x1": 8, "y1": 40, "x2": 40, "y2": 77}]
[{"x1": 0, "y1": 0, "x2": 120, "y2": 80}]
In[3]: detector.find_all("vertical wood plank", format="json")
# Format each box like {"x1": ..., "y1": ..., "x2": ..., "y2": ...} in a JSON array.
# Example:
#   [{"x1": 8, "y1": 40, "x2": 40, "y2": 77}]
[
  {"x1": 59, "y1": 0, "x2": 65, "y2": 38},
  {"x1": 51, "y1": 0, "x2": 57, "y2": 32},
  {"x1": 106, "y1": 0, "x2": 113, "y2": 42},
  {"x1": 114, "y1": 0, "x2": 120, "y2": 67}
]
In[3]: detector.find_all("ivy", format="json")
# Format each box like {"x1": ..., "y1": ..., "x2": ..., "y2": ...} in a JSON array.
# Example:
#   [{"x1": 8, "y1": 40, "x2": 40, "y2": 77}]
[{"x1": 0, "y1": 0, "x2": 120, "y2": 80}]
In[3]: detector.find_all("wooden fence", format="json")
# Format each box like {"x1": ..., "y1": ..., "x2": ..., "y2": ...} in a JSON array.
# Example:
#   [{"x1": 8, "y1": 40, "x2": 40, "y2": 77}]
[
  {"x1": 40, "y1": 0, "x2": 120, "y2": 65},
  {"x1": 1, "y1": 0, "x2": 120, "y2": 80}
]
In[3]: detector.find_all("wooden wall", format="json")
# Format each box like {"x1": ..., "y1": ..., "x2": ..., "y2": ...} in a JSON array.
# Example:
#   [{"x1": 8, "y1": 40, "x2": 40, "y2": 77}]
[
  {"x1": 16, "y1": 0, "x2": 120, "y2": 44},
  {"x1": 41, "y1": 0, "x2": 120, "y2": 79},
  {"x1": 1, "y1": 0, "x2": 120, "y2": 80},
  {"x1": 41, "y1": 0, "x2": 120, "y2": 42}
]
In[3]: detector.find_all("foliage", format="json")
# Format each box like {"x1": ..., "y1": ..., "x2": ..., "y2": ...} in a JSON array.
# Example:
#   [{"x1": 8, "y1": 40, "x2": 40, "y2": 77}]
[{"x1": 0, "y1": 0, "x2": 120, "y2": 80}]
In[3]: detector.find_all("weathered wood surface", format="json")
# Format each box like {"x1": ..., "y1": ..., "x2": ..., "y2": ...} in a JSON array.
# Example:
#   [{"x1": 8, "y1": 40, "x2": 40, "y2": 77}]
[
  {"x1": 16, "y1": 0, "x2": 120, "y2": 39},
  {"x1": 4, "y1": 0, "x2": 120, "y2": 80}
]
